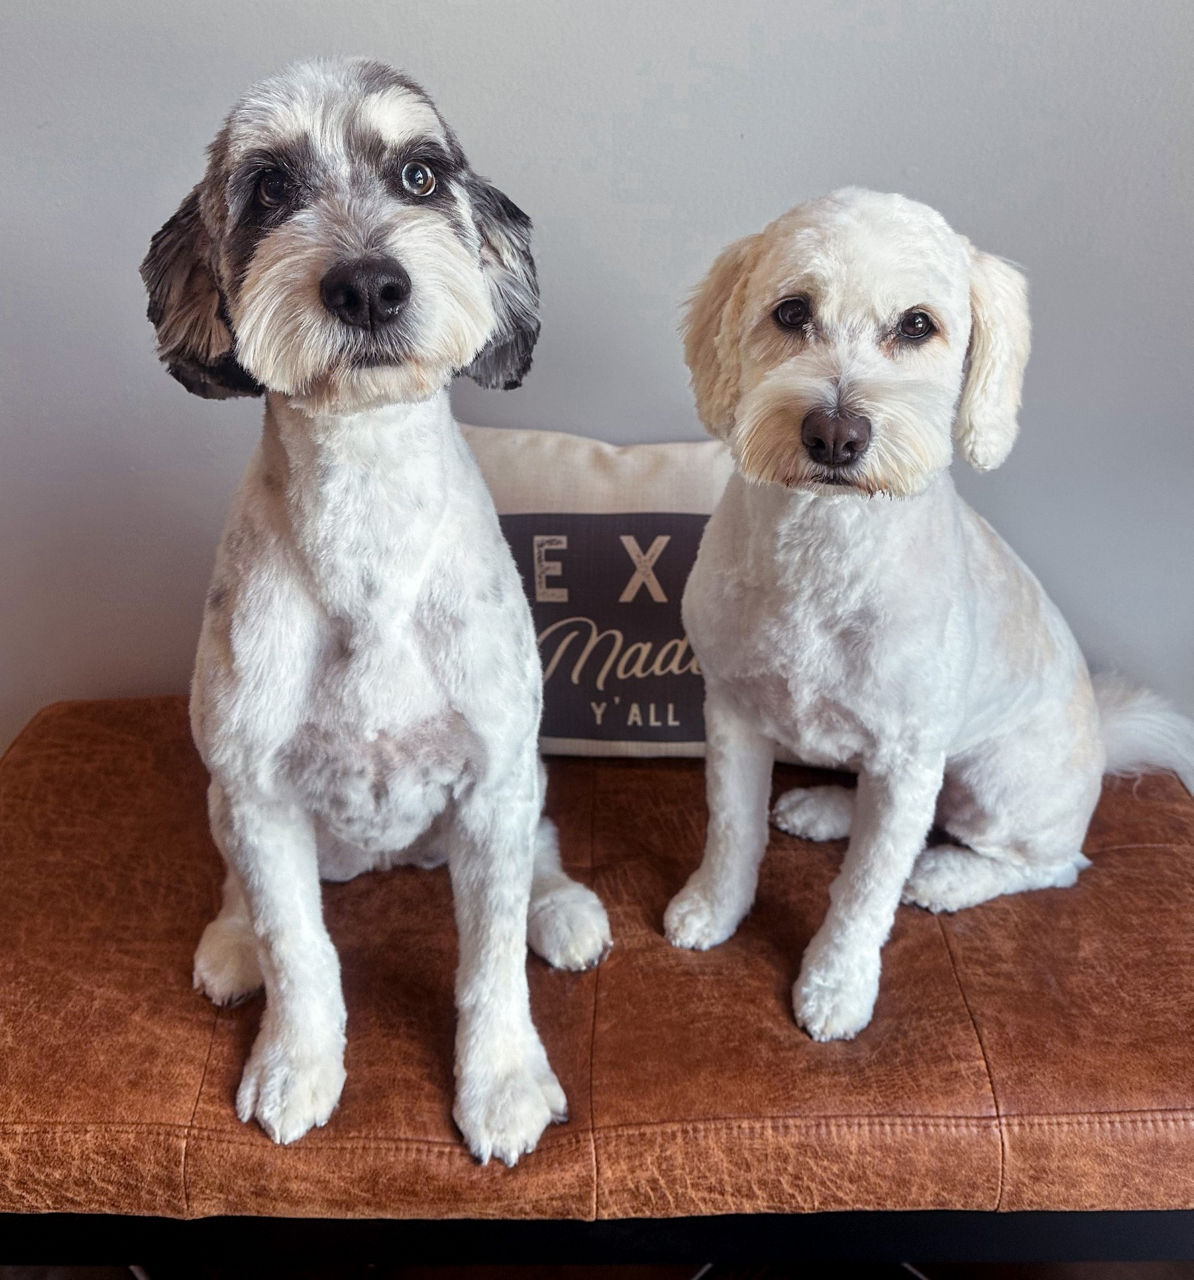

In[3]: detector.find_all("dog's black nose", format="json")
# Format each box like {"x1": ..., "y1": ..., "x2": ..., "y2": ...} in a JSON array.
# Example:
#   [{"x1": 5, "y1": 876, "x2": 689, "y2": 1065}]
[
  {"x1": 801, "y1": 408, "x2": 872, "y2": 467},
  {"x1": 320, "y1": 258, "x2": 411, "y2": 330}
]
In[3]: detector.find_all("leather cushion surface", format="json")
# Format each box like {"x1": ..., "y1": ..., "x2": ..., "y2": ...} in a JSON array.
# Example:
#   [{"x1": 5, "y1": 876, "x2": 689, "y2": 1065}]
[{"x1": 0, "y1": 698, "x2": 1191, "y2": 1218}]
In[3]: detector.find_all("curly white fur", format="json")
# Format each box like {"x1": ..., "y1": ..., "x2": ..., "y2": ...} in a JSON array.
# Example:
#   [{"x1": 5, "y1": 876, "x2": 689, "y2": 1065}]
[{"x1": 666, "y1": 188, "x2": 1194, "y2": 1043}]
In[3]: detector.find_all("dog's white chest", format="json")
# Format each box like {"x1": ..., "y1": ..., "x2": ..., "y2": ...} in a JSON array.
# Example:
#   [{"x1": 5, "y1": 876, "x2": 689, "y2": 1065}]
[
  {"x1": 689, "y1": 569, "x2": 881, "y2": 768},
  {"x1": 194, "y1": 397, "x2": 537, "y2": 842},
  {"x1": 684, "y1": 476, "x2": 961, "y2": 768}
]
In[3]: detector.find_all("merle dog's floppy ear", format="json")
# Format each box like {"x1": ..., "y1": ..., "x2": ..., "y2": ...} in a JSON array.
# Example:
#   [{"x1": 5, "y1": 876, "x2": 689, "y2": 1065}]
[
  {"x1": 460, "y1": 175, "x2": 540, "y2": 390},
  {"x1": 954, "y1": 244, "x2": 1030, "y2": 471},
  {"x1": 140, "y1": 186, "x2": 262, "y2": 400}
]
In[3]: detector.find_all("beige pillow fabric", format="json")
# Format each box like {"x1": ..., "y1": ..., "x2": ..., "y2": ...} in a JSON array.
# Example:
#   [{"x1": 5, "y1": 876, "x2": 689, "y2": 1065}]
[{"x1": 462, "y1": 425, "x2": 732, "y2": 757}]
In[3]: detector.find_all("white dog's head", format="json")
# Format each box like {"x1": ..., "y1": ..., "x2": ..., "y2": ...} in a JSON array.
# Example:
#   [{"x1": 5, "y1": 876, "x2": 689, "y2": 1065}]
[
  {"x1": 141, "y1": 57, "x2": 539, "y2": 414},
  {"x1": 684, "y1": 188, "x2": 1030, "y2": 498}
]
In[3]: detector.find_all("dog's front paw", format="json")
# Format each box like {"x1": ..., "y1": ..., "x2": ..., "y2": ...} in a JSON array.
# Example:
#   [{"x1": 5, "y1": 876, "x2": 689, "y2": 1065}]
[
  {"x1": 663, "y1": 880, "x2": 743, "y2": 950},
  {"x1": 454, "y1": 1044, "x2": 568, "y2": 1167},
  {"x1": 771, "y1": 785, "x2": 854, "y2": 841},
  {"x1": 236, "y1": 1021, "x2": 346, "y2": 1145},
  {"x1": 528, "y1": 882, "x2": 612, "y2": 971},
  {"x1": 793, "y1": 939, "x2": 881, "y2": 1042},
  {"x1": 194, "y1": 915, "x2": 263, "y2": 1006}
]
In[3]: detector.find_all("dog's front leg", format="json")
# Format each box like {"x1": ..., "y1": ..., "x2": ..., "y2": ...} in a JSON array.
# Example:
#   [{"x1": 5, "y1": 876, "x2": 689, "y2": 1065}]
[
  {"x1": 208, "y1": 782, "x2": 347, "y2": 1144},
  {"x1": 665, "y1": 688, "x2": 774, "y2": 949},
  {"x1": 794, "y1": 757, "x2": 944, "y2": 1041},
  {"x1": 449, "y1": 775, "x2": 567, "y2": 1166}
]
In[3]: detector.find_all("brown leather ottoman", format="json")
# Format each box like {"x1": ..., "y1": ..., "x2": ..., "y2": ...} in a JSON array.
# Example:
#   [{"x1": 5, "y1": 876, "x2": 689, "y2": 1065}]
[{"x1": 1, "y1": 698, "x2": 1192, "y2": 1222}]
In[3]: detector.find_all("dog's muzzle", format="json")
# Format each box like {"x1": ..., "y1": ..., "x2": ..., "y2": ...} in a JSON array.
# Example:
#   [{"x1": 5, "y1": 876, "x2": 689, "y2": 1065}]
[
  {"x1": 801, "y1": 408, "x2": 872, "y2": 469},
  {"x1": 320, "y1": 256, "x2": 411, "y2": 331}
]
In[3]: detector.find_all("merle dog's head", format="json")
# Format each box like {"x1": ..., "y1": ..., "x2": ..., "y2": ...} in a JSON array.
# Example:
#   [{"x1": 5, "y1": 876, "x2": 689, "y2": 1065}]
[{"x1": 141, "y1": 57, "x2": 539, "y2": 414}]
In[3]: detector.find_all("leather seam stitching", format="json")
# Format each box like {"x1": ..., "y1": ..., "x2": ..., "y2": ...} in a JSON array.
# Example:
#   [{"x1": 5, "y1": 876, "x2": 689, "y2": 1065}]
[
  {"x1": 936, "y1": 915, "x2": 1004, "y2": 1210},
  {"x1": 591, "y1": 1116, "x2": 1003, "y2": 1135},
  {"x1": 3, "y1": 1112, "x2": 1191, "y2": 1143},
  {"x1": 0, "y1": 1121, "x2": 599, "y2": 1144},
  {"x1": 1085, "y1": 842, "x2": 1190, "y2": 855},
  {"x1": 586, "y1": 757, "x2": 601, "y2": 1224},
  {"x1": 1002, "y1": 1113, "x2": 1194, "y2": 1128},
  {"x1": 180, "y1": 840, "x2": 229, "y2": 1219},
  {"x1": 178, "y1": 1130, "x2": 596, "y2": 1150},
  {"x1": 10, "y1": 1113, "x2": 1194, "y2": 1136},
  {"x1": 587, "y1": 1110, "x2": 1194, "y2": 1136},
  {"x1": 181, "y1": 1003, "x2": 221, "y2": 1217}
]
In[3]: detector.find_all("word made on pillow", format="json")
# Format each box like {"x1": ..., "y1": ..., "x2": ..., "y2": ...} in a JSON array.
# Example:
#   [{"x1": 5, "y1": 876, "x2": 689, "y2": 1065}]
[{"x1": 463, "y1": 425, "x2": 732, "y2": 758}]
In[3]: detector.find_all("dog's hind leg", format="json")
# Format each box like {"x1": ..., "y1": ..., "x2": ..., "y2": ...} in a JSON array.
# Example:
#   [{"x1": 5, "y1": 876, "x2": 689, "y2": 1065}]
[
  {"x1": 526, "y1": 810, "x2": 612, "y2": 971},
  {"x1": 194, "y1": 865, "x2": 264, "y2": 1005},
  {"x1": 902, "y1": 843, "x2": 1090, "y2": 913},
  {"x1": 904, "y1": 730, "x2": 1100, "y2": 913},
  {"x1": 771, "y1": 784, "x2": 854, "y2": 840}
]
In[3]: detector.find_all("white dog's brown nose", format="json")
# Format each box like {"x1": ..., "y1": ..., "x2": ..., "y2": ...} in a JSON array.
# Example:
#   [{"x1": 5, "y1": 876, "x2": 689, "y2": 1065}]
[
  {"x1": 320, "y1": 257, "x2": 411, "y2": 330},
  {"x1": 801, "y1": 408, "x2": 872, "y2": 467}
]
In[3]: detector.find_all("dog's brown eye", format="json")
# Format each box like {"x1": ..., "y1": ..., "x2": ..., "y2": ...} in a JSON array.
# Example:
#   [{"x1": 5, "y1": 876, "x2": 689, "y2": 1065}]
[
  {"x1": 898, "y1": 310, "x2": 935, "y2": 341},
  {"x1": 256, "y1": 170, "x2": 289, "y2": 207},
  {"x1": 401, "y1": 162, "x2": 436, "y2": 197},
  {"x1": 774, "y1": 297, "x2": 811, "y2": 330}
]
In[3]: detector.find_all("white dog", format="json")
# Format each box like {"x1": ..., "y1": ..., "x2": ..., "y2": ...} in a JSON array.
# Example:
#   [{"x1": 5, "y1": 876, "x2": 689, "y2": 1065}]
[
  {"x1": 665, "y1": 188, "x2": 1194, "y2": 1043},
  {"x1": 140, "y1": 57, "x2": 610, "y2": 1163}
]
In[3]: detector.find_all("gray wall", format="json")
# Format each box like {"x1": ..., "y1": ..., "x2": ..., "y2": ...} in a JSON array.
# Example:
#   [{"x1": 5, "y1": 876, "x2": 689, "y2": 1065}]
[{"x1": 2, "y1": 0, "x2": 1191, "y2": 750}]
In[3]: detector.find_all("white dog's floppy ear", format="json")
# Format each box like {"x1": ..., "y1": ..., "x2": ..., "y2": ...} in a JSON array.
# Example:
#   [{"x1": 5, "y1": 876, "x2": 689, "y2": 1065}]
[
  {"x1": 460, "y1": 177, "x2": 540, "y2": 390},
  {"x1": 683, "y1": 233, "x2": 763, "y2": 439},
  {"x1": 954, "y1": 244, "x2": 1030, "y2": 471},
  {"x1": 140, "y1": 186, "x2": 263, "y2": 401}
]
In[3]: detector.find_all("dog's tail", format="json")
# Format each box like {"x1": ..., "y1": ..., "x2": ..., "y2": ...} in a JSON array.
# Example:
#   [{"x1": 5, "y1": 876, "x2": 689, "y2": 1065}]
[{"x1": 1094, "y1": 672, "x2": 1194, "y2": 795}]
